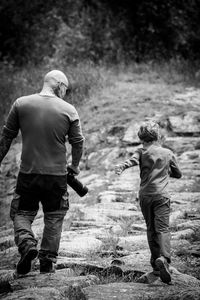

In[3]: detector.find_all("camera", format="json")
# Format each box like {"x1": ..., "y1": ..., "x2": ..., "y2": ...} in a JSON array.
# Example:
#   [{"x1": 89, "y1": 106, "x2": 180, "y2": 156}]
[{"x1": 67, "y1": 168, "x2": 88, "y2": 197}]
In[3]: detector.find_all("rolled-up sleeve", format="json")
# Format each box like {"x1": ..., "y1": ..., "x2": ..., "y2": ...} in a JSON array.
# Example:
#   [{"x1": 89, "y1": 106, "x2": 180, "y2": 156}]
[
  {"x1": 2, "y1": 101, "x2": 19, "y2": 139},
  {"x1": 68, "y1": 119, "x2": 85, "y2": 144}
]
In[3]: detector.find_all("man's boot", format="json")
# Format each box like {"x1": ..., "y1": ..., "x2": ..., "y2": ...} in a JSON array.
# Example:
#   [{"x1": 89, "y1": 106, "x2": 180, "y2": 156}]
[
  {"x1": 17, "y1": 243, "x2": 38, "y2": 275},
  {"x1": 40, "y1": 258, "x2": 55, "y2": 273},
  {"x1": 155, "y1": 256, "x2": 171, "y2": 284}
]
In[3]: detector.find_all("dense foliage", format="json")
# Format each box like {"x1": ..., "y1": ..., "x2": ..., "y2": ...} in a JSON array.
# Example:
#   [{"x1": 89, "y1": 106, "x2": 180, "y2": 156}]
[{"x1": 1, "y1": 0, "x2": 200, "y2": 64}]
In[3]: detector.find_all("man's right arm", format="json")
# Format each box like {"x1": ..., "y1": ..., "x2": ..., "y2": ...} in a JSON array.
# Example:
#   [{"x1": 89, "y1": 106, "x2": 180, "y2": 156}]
[{"x1": 68, "y1": 118, "x2": 84, "y2": 174}]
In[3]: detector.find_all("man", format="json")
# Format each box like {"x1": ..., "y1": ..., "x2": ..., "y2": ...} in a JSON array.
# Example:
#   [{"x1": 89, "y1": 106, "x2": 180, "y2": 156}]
[{"x1": 0, "y1": 70, "x2": 84, "y2": 274}]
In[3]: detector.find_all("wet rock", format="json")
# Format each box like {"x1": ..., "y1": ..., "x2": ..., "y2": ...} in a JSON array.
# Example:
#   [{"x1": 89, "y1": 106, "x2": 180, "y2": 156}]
[
  {"x1": 1, "y1": 272, "x2": 94, "y2": 299},
  {"x1": 111, "y1": 259, "x2": 125, "y2": 266},
  {"x1": 97, "y1": 249, "x2": 129, "y2": 259},
  {"x1": 84, "y1": 280, "x2": 200, "y2": 300},
  {"x1": 168, "y1": 178, "x2": 197, "y2": 193},
  {"x1": 171, "y1": 239, "x2": 191, "y2": 250},
  {"x1": 82, "y1": 203, "x2": 141, "y2": 223},
  {"x1": 93, "y1": 202, "x2": 138, "y2": 212},
  {"x1": 164, "y1": 137, "x2": 200, "y2": 154},
  {"x1": 100, "y1": 148, "x2": 121, "y2": 170},
  {"x1": 0, "y1": 247, "x2": 18, "y2": 270},
  {"x1": 130, "y1": 224, "x2": 146, "y2": 232},
  {"x1": 172, "y1": 228, "x2": 195, "y2": 240},
  {"x1": 110, "y1": 224, "x2": 123, "y2": 235},
  {"x1": 86, "y1": 147, "x2": 120, "y2": 170},
  {"x1": 109, "y1": 167, "x2": 140, "y2": 193},
  {"x1": 0, "y1": 237, "x2": 15, "y2": 251},
  {"x1": 87, "y1": 132, "x2": 103, "y2": 146},
  {"x1": 136, "y1": 271, "x2": 159, "y2": 284},
  {"x1": 189, "y1": 250, "x2": 200, "y2": 257},
  {"x1": 60, "y1": 237, "x2": 103, "y2": 255},
  {"x1": 123, "y1": 122, "x2": 141, "y2": 145},
  {"x1": 168, "y1": 112, "x2": 200, "y2": 136},
  {"x1": 81, "y1": 174, "x2": 102, "y2": 185},
  {"x1": 106, "y1": 136, "x2": 120, "y2": 145},
  {"x1": 195, "y1": 140, "x2": 200, "y2": 149},
  {"x1": 118, "y1": 235, "x2": 148, "y2": 252},
  {"x1": 171, "y1": 88, "x2": 200, "y2": 108},
  {"x1": 97, "y1": 191, "x2": 124, "y2": 203},
  {"x1": 170, "y1": 211, "x2": 186, "y2": 225},
  {"x1": 169, "y1": 266, "x2": 200, "y2": 286},
  {"x1": 10, "y1": 270, "x2": 99, "y2": 291},
  {"x1": 176, "y1": 220, "x2": 200, "y2": 230},
  {"x1": 108, "y1": 125, "x2": 126, "y2": 137},
  {"x1": 1, "y1": 287, "x2": 63, "y2": 300},
  {"x1": 179, "y1": 149, "x2": 200, "y2": 162},
  {"x1": 171, "y1": 192, "x2": 200, "y2": 203}
]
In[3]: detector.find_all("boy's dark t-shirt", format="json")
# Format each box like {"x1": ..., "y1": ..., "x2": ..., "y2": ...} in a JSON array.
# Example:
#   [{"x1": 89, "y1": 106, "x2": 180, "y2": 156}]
[{"x1": 124, "y1": 144, "x2": 182, "y2": 197}]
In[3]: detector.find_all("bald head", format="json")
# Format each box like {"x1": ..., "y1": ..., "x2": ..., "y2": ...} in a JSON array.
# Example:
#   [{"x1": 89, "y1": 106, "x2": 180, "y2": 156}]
[
  {"x1": 40, "y1": 70, "x2": 69, "y2": 99},
  {"x1": 44, "y1": 70, "x2": 69, "y2": 88}
]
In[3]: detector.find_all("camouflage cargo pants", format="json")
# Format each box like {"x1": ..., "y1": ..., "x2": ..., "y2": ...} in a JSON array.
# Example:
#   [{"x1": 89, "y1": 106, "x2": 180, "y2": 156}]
[{"x1": 10, "y1": 172, "x2": 69, "y2": 261}]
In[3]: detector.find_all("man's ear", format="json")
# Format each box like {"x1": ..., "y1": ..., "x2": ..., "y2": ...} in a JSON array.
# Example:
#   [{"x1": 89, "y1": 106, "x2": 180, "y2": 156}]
[{"x1": 53, "y1": 84, "x2": 60, "y2": 98}]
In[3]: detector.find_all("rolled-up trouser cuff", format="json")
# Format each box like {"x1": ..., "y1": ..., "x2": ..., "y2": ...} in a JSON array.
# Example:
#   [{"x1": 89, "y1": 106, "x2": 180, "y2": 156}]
[
  {"x1": 13, "y1": 210, "x2": 38, "y2": 250},
  {"x1": 38, "y1": 250, "x2": 57, "y2": 263}
]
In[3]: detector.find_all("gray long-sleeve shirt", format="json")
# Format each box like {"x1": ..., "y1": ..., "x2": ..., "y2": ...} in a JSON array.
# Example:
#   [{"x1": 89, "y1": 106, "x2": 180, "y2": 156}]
[
  {"x1": 2, "y1": 94, "x2": 84, "y2": 175},
  {"x1": 121, "y1": 144, "x2": 182, "y2": 197}
]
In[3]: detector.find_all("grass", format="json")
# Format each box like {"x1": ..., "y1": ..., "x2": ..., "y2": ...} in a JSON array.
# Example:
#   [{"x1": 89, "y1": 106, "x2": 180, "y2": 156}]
[
  {"x1": 0, "y1": 57, "x2": 199, "y2": 127},
  {"x1": 0, "y1": 59, "x2": 103, "y2": 127},
  {"x1": 79, "y1": 60, "x2": 200, "y2": 143}
]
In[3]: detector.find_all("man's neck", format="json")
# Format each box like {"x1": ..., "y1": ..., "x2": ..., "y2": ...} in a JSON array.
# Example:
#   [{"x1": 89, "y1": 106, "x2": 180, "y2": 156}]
[{"x1": 39, "y1": 86, "x2": 55, "y2": 97}]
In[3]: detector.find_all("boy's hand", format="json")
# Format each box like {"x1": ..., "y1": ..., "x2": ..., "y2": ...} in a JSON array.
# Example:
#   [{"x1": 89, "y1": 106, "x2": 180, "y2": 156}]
[{"x1": 115, "y1": 164, "x2": 124, "y2": 175}]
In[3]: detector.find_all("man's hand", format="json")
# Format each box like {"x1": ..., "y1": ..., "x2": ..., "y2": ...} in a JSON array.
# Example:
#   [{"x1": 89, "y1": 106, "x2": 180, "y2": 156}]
[
  {"x1": 67, "y1": 164, "x2": 80, "y2": 175},
  {"x1": 115, "y1": 164, "x2": 124, "y2": 175}
]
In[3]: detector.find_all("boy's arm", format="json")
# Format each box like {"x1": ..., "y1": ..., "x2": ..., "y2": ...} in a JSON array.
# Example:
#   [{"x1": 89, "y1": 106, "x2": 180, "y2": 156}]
[
  {"x1": 169, "y1": 154, "x2": 182, "y2": 179},
  {"x1": 115, "y1": 151, "x2": 140, "y2": 175}
]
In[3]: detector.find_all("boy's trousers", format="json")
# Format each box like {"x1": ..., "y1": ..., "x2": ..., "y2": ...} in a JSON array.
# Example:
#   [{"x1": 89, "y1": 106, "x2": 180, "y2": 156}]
[
  {"x1": 139, "y1": 194, "x2": 171, "y2": 269},
  {"x1": 10, "y1": 172, "x2": 69, "y2": 261}
]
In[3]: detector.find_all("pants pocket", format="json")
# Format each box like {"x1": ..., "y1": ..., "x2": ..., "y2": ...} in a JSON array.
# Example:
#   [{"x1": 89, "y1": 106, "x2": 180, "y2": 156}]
[
  {"x1": 60, "y1": 191, "x2": 69, "y2": 210},
  {"x1": 10, "y1": 192, "x2": 21, "y2": 221}
]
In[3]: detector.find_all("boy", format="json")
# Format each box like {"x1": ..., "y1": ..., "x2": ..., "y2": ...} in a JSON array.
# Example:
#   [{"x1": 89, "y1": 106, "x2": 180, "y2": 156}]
[{"x1": 115, "y1": 121, "x2": 182, "y2": 284}]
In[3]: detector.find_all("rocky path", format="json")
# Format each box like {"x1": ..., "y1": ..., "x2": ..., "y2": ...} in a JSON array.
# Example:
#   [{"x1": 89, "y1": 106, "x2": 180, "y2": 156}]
[{"x1": 0, "y1": 82, "x2": 200, "y2": 299}]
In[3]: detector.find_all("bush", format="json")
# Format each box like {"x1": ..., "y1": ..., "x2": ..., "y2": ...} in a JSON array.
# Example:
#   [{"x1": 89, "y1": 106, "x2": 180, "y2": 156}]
[
  {"x1": 0, "y1": 59, "x2": 103, "y2": 127},
  {"x1": 2, "y1": 1, "x2": 200, "y2": 64}
]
